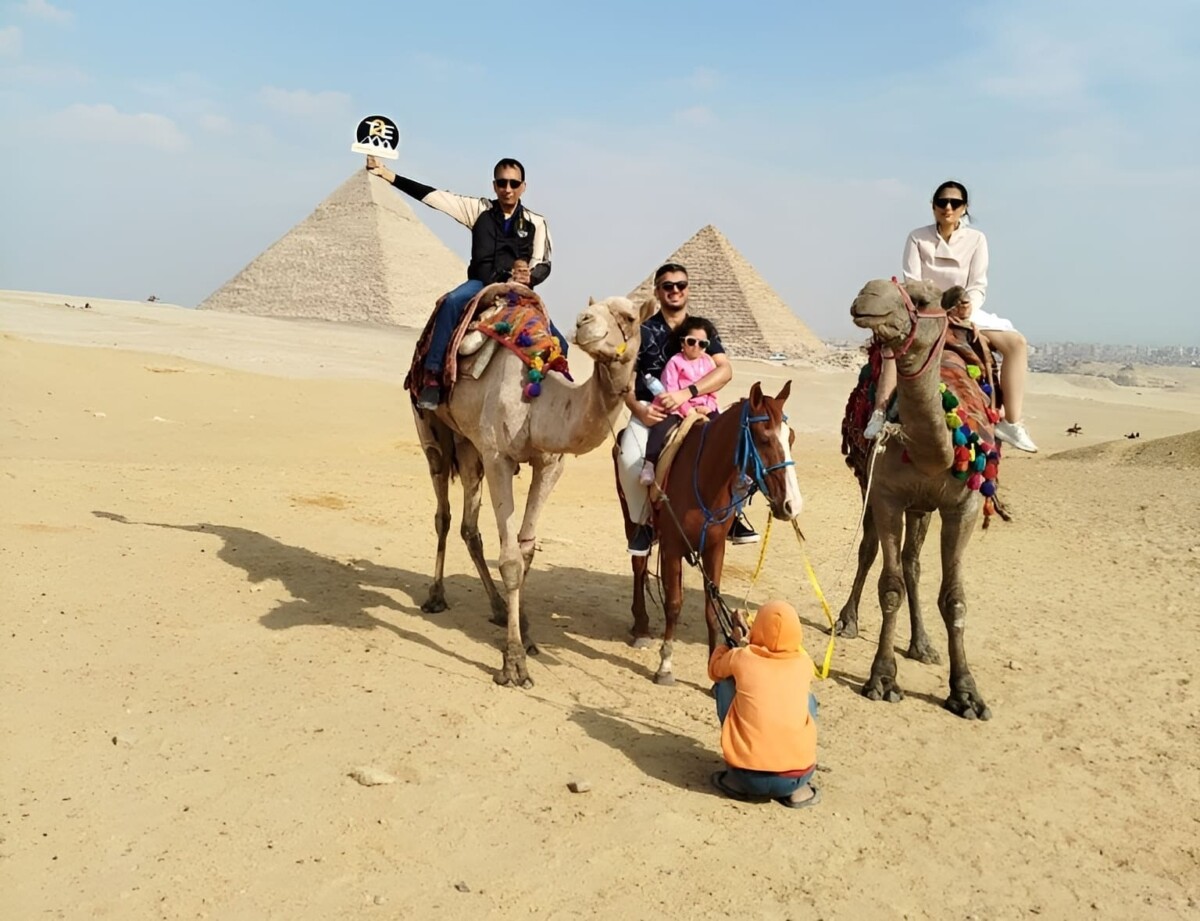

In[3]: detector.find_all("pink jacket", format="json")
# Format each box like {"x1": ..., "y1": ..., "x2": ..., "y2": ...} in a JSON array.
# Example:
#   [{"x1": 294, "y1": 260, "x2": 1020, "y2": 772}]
[{"x1": 661, "y1": 353, "x2": 718, "y2": 418}]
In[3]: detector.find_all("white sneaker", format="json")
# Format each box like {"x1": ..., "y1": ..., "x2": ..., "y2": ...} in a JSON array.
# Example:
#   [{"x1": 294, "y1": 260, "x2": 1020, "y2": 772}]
[
  {"x1": 863, "y1": 409, "x2": 886, "y2": 440},
  {"x1": 638, "y1": 461, "x2": 656, "y2": 486},
  {"x1": 995, "y1": 420, "x2": 1038, "y2": 453}
]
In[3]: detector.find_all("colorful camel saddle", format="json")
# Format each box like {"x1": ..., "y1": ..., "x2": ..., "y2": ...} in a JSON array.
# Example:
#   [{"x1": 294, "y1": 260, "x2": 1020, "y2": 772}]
[
  {"x1": 841, "y1": 323, "x2": 1005, "y2": 524},
  {"x1": 404, "y1": 284, "x2": 570, "y2": 405}
]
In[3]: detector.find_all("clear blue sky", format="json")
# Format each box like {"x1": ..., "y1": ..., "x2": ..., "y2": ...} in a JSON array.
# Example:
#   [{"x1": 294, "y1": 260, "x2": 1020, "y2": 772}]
[{"x1": 2, "y1": 0, "x2": 1197, "y2": 345}]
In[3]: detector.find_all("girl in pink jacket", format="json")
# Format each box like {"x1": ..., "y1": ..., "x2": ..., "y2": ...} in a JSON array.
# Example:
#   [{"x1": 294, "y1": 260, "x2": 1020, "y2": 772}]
[{"x1": 639, "y1": 317, "x2": 720, "y2": 485}]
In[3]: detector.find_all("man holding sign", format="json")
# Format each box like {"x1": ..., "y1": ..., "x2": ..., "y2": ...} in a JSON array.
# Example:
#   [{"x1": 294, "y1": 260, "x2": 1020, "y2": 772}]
[{"x1": 366, "y1": 155, "x2": 561, "y2": 410}]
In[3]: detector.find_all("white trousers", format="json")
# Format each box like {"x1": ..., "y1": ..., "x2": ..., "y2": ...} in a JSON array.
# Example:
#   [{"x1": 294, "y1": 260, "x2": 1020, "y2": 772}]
[{"x1": 617, "y1": 408, "x2": 652, "y2": 525}]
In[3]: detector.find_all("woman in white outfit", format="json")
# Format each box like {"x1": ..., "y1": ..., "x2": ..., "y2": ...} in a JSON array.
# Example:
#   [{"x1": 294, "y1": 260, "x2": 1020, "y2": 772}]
[{"x1": 866, "y1": 180, "x2": 1038, "y2": 453}]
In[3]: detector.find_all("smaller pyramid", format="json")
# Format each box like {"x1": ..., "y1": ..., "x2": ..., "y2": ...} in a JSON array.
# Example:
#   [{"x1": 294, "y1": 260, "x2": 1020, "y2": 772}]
[
  {"x1": 200, "y1": 170, "x2": 465, "y2": 326},
  {"x1": 628, "y1": 225, "x2": 825, "y2": 359}
]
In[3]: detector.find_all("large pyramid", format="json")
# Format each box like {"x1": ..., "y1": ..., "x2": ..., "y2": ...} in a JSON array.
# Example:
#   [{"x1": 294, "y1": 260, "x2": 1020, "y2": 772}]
[
  {"x1": 199, "y1": 170, "x2": 465, "y2": 326},
  {"x1": 628, "y1": 225, "x2": 825, "y2": 359}
]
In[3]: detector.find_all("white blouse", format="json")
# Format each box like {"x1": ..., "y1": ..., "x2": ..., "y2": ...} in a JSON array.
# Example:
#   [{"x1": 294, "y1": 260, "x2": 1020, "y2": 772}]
[{"x1": 901, "y1": 223, "x2": 989, "y2": 312}]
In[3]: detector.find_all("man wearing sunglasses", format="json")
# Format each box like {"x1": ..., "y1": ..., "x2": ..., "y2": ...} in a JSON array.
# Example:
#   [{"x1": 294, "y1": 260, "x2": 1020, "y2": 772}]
[
  {"x1": 617, "y1": 263, "x2": 759, "y2": 555},
  {"x1": 366, "y1": 155, "x2": 560, "y2": 409}
]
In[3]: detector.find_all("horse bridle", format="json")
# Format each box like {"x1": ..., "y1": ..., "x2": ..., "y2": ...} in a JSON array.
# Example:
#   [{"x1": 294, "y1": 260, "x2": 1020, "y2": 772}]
[{"x1": 880, "y1": 278, "x2": 949, "y2": 381}]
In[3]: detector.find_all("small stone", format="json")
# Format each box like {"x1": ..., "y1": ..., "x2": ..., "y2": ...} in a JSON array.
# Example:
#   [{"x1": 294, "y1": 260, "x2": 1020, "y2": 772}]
[
  {"x1": 373, "y1": 895, "x2": 385, "y2": 905},
  {"x1": 454, "y1": 882, "x2": 470, "y2": 893},
  {"x1": 111, "y1": 733, "x2": 136, "y2": 747},
  {"x1": 567, "y1": 780, "x2": 592, "y2": 794},
  {"x1": 348, "y1": 767, "x2": 397, "y2": 786},
  {"x1": 1006, "y1": 659, "x2": 1023, "y2": 671}
]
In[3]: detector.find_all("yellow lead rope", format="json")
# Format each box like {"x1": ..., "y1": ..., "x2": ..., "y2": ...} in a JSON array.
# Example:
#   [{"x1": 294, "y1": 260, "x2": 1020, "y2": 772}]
[{"x1": 741, "y1": 515, "x2": 836, "y2": 680}]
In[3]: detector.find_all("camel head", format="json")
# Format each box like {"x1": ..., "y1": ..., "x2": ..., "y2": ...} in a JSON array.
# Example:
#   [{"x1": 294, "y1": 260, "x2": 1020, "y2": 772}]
[
  {"x1": 850, "y1": 279, "x2": 946, "y2": 347},
  {"x1": 746, "y1": 380, "x2": 804, "y2": 520},
  {"x1": 574, "y1": 296, "x2": 641, "y2": 365}
]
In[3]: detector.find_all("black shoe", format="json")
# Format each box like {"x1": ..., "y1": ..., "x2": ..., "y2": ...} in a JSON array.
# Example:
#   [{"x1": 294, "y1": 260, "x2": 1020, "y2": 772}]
[
  {"x1": 416, "y1": 383, "x2": 442, "y2": 411},
  {"x1": 627, "y1": 524, "x2": 654, "y2": 557},
  {"x1": 729, "y1": 516, "x2": 759, "y2": 545}
]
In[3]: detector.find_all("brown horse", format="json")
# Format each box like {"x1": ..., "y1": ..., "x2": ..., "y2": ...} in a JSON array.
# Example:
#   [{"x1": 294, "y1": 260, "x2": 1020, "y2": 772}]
[{"x1": 616, "y1": 382, "x2": 803, "y2": 684}]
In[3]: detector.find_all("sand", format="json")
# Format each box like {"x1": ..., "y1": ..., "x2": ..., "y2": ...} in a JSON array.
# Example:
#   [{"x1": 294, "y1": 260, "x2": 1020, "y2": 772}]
[{"x1": 2, "y1": 292, "x2": 1198, "y2": 920}]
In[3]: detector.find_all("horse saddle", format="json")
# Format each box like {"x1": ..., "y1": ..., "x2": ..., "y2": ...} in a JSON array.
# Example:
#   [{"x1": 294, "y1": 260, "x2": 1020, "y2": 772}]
[{"x1": 650, "y1": 410, "x2": 710, "y2": 502}]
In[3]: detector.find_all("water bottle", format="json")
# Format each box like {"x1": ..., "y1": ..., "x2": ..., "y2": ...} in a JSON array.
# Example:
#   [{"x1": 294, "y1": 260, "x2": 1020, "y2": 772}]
[{"x1": 643, "y1": 374, "x2": 666, "y2": 397}]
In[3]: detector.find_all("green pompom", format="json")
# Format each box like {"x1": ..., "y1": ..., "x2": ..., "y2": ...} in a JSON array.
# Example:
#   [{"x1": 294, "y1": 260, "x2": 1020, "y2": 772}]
[
  {"x1": 494, "y1": 321, "x2": 513, "y2": 334},
  {"x1": 527, "y1": 369, "x2": 544, "y2": 382}
]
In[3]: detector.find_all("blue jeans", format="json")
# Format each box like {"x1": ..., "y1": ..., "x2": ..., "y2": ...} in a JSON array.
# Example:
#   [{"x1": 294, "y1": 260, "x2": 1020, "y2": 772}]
[
  {"x1": 714, "y1": 677, "x2": 817, "y2": 797},
  {"x1": 424, "y1": 279, "x2": 570, "y2": 374}
]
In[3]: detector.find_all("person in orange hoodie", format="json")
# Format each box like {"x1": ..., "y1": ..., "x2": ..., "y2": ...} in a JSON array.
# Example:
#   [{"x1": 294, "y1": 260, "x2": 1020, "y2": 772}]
[{"x1": 707, "y1": 599, "x2": 820, "y2": 809}]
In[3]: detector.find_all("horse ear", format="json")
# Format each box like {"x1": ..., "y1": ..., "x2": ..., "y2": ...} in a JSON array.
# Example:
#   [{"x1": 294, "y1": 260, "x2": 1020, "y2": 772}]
[
  {"x1": 588, "y1": 296, "x2": 596, "y2": 306},
  {"x1": 749, "y1": 382, "x2": 764, "y2": 406},
  {"x1": 775, "y1": 380, "x2": 792, "y2": 403}
]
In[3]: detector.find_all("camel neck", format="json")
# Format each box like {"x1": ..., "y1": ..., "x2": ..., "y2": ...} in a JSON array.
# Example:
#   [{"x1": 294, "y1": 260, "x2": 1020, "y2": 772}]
[
  {"x1": 537, "y1": 358, "x2": 634, "y2": 455},
  {"x1": 894, "y1": 340, "x2": 953, "y2": 474}
]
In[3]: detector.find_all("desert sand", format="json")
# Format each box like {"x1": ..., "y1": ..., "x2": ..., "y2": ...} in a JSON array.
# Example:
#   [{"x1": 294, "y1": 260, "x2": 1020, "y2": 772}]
[{"x1": 2, "y1": 291, "x2": 1198, "y2": 920}]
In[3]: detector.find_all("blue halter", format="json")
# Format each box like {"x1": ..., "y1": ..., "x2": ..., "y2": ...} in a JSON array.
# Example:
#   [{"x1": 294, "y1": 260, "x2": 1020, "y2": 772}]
[{"x1": 691, "y1": 400, "x2": 794, "y2": 559}]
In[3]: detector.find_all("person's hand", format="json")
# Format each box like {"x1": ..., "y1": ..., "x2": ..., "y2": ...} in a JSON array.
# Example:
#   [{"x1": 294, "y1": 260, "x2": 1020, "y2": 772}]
[
  {"x1": 365, "y1": 155, "x2": 395, "y2": 183},
  {"x1": 658, "y1": 389, "x2": 691, "y2": 412},
  {"x1": 949, "y1": 295, "x2": 972, "y2": 321},
  {"x1": 731, "y1": 609, "x2": 750, "y2": 645},
  {"x1": 635, "y1": 401, "x2": 668, "y2": 426}
]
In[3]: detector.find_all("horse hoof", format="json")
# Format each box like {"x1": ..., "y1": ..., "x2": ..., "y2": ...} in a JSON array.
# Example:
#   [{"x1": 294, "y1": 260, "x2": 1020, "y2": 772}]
[
  {"x1": 653, "y1": 672, "x2": 676, "y2": 686},
  {"x1": 421, "y1": 598, "x2": 448, "y2": 614},
  {"x1": 630, "y1": 636, "x2": 654, "y2": 649}
]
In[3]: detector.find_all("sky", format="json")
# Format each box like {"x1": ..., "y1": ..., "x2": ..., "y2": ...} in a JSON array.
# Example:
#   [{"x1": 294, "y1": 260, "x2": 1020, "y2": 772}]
[{"x1": 1, "y1": 0, "x2": 1198, "y2": 346}]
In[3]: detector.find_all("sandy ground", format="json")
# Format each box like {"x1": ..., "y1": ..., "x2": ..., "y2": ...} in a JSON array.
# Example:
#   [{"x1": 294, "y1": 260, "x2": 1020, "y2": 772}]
[{"x1": 2, "y1": 292, "x2": 1198, "y2": 920}]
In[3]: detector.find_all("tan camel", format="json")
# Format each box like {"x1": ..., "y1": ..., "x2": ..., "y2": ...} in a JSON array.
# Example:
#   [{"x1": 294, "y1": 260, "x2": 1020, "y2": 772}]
[
  {"x1": 412, "y1": 290, "x2": 640, "y2": 688},
  {"x1": 840, "y1": 278, "x2": 992, "y2": 720}
]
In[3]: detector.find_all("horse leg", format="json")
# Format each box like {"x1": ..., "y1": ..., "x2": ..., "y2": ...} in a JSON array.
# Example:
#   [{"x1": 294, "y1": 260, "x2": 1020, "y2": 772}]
[
  {"x1": 482, "y1": 455, "x2": 530, "y2": 688},
  {"x1": 701, "y1": 537, "x2": 728, "y2": 658},
  {"x1": 655, "y1": 551, "x2": 683, "y2": 685},
  {"x1": 902, "y1": 511, "x2": 940, "y2": 664},
  {"x1": 455, "y1": 440, "x2": 506, "y2": 623},
  {"x1": 835, "y1": 503, "x2": 876, "y2": 639},
  {"x1": 513, "y1": 456, "x2": 565, "y2": 656},
  {"x1": 938, "y1": 506, "x2": 990, "y2": 719},
  {"x1": 862, "y1": 501, "x2": 906, "y2": 703}
]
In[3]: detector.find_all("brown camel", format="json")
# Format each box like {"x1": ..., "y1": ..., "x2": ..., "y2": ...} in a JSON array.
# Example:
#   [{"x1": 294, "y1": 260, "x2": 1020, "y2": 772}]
[
  {"x1": 837, "y1": 279, "x2": 992, "y2": 720},
  {"x1": 412, "y1": 291, "x2": 640, "y2": 688}
]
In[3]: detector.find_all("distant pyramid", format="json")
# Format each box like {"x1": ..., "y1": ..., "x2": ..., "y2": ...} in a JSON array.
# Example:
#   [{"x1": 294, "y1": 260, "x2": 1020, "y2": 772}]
[
  {"x1": 199, "y1": 170, "x2": 465, "y2": 326},
  {"x1": 628, "y1": 225, "x2": 825, "y2": 359}
]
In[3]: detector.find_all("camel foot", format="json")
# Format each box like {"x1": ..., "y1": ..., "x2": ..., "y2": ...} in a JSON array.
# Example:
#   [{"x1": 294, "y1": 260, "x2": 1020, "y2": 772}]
[
  {"x1": 905, "y1": 638, "x2": 942, "y2": 665},
  {"x1": 653, "y1": 671, "x2": 676, "y2": 686},
  {"x1": 834, "y1": 614, "x2": 859, "y2": 640},
  {"x1": 862, "y1": 675, "x2": 904, "y2": 703},
  {"x1": 493, "y1": 643, "x2": 532, "y2": 689},
  {"x1": 944, "y1": 688, "x2": 991, "y2": 721},
  {"x1": 421, "y1": 592, "x2": 448, "y2": 614},
  {"x1": 630, "y1": 635, "x2": 654, "y2": 649}
]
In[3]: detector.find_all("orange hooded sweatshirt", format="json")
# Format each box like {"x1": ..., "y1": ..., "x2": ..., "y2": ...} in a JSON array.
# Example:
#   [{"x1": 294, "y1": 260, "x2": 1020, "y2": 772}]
[{"x1": 707, "y1": 600, "x2": 816, "y2": 774}]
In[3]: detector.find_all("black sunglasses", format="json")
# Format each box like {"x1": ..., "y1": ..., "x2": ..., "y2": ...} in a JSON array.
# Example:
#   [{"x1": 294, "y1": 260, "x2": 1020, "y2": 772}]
[
  {"x1": 683, "y1": 336, "x2": 709, "y2": 349},
  {"x1": 659, "y1": 280, "x2": 689, "y2": 292},
  {"x1": 494, "y1": 178, "x2": 523, "y2": 189},
  {"x1": 934, "y1": 197, "x2": 966, "y2": 210}
]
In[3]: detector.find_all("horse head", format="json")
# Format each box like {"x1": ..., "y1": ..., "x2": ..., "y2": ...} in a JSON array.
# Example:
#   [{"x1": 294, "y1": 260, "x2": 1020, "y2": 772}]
[{"x1": 745, "y1": 381, "x2": 803, "y2": 520}]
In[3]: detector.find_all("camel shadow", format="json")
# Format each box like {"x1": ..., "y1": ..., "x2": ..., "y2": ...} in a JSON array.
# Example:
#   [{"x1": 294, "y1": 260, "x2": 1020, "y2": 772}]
[
  {"x1": 90, "y1": 511, "x2": 720, "y2": 684},
  {"x1": 827, "y1": 665, "x2": 947, "y2": 709},
  {"x1": 567, "y1": 705, "x2": 726, "y2": 797}
]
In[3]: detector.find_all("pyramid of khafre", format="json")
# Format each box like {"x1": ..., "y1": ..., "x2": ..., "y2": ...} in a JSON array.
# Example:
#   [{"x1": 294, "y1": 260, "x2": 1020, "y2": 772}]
[
  {"x1": 627, "y1": 225, "x2": 826, "y2": 359},
  {"x1": 199, "y1": 169, "x2": 465, "y2": 326}
]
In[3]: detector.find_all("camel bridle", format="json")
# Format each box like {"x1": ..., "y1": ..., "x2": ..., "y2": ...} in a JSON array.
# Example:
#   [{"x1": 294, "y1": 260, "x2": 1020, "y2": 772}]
[{"x1": 879, "y1": 278, "x2": 949, "y2": 381}]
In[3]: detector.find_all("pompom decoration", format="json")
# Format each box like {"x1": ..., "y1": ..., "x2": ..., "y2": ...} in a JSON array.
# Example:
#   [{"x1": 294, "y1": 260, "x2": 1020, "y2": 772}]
[
  {"x1": 981, "y1": 382, "x2": 993, "y2": 396},
  {"x1": 941, "y1": 391, "x2": 960, "y2": 410},
  {"x1": 527, "y1": 369, "x2": 543, "y2": 382},
  {"x1": 515, "y1": 332, "x2": 533, "y2": 348},
  {"x1": 953, "y1": 428, "x2": 968, "y2": 446},
  {"x1": 983, "y1": 461, "x2": 998, "y2": 479},
  {"x1": 523, "y1": 381, "x2": 541, "y2": 399},
  {"x1": 986, "y1": 408, "x2": 1000, "y2": 423},
  {"x1": 494, "y1": 321, "x2": 513, "y2": 334},
  {"x1": 967, "y1": 473, "x2": 983, "y2": 490},
  {"x1": 980, "y1": 480, "x2": 997, "y2": 497},
  {"x1": 967, "y1": 364, "x2": 982, "y2": 380},
  {"x1": 946, "y1": 411, "x2": 962, "y2": 428}
]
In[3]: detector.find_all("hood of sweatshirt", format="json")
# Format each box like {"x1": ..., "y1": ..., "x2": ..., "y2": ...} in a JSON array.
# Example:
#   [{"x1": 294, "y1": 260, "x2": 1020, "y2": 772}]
[{"x1": 748, "y1": 599, "x2": 805, "y2": 658}]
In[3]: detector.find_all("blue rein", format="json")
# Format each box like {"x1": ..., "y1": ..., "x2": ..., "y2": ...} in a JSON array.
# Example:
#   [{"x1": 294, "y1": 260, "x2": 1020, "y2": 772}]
[{"x1": 690, "y1": 400, "x2": 794, "y2": 560}]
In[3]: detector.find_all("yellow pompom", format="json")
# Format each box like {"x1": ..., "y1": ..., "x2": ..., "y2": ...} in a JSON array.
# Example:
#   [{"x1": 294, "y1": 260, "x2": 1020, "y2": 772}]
[
  {"x1": 617, "y1": 343, "x2": 627, "y2": 355},
  {"x1": 946, "y1": 411, "x2": 961, "y2": 428},
  {"x1": 967, "y1": 364, "x2": 982, "y2": 380},
  {"x1": 938, "y1": 382, "x2": 948, "y2": 393}
]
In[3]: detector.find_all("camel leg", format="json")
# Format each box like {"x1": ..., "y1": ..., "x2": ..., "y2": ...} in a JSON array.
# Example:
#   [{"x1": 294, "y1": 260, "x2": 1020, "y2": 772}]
[
  {"x1": 862, "y1": 501, "x2": 905, "y2": 703},
  {"x1": 421, "y1": 449, "x2": 453, "y2": 615},
  {"x1": 655, "y1": 550, "x2": 683, "y2": 685},
  {"x1": 482, "y1": 456, "x2": 531, "y2": 689},
  {"x1": 455, "y1": 440, "x2": 506, "y2": 623},
  {"x1": 835, "y1": 503, "x2": 877, "y2": 639},
  {"x1": 937, "y1": 508, "x2": 991, "y2": 720},
  {"x1": 902, "y1": 511, "x2": 940, "y2": 664},
  {"x1": 512, "y1": 456, "x2": 565, "y2": 656}
]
